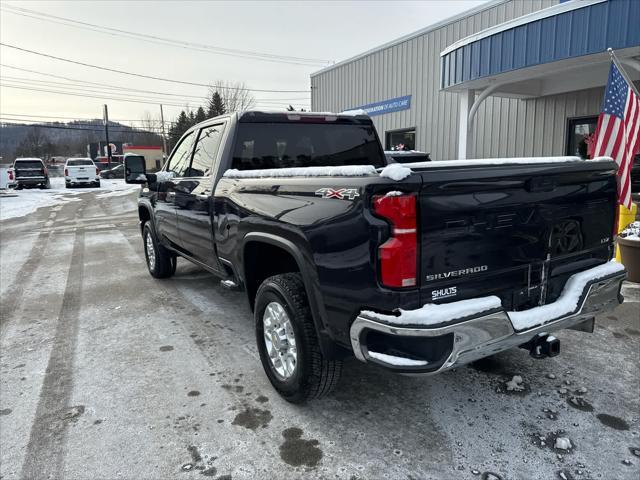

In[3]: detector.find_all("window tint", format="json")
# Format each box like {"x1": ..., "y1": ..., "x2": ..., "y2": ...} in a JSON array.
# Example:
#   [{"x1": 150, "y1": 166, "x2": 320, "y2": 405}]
[
  {"x1": 232, "y1": 123, "x2": 384, "y2": 170},
  {"x1": 14, "y1": 160, "x2": 43, "y2": 168},
  {"x1": 167, "y1": 132, "x2": 194, "y2": 177},
  {"x1": 67, "y1": 159, "x2": 94, "y2": 166},
  {"x1": 188, "y1": 124, "x2": 225, "y2": 177}
]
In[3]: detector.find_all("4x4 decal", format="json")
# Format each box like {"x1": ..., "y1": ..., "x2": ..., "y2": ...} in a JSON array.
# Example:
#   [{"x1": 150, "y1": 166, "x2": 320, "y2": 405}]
[{"x1": 315, "y1": 188, "x2": 360, "y2": 200}]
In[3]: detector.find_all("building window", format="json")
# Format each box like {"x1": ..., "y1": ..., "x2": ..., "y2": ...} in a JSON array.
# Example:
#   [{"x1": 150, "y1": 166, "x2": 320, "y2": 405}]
[
  {"x1": 386, "y1": 128, "x2": 416, "y2": 151},
  {"x1": 566, "y1": 116, "x2": 598, "y2": 159}
]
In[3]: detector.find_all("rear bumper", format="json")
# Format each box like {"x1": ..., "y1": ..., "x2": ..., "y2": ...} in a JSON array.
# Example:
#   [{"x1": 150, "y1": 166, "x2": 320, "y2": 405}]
[
  {"x1": 15, "y1": 176, "x2": 46, "y2": 184},
  {"x1": 350, "y1": 267, "x2": 626, "y2": 374}
]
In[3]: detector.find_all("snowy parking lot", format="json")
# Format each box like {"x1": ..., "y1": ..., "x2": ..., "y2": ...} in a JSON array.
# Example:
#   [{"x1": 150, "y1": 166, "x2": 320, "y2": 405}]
[{"x1": 0, "y1": 187, "x2": 639, "y2": 480}]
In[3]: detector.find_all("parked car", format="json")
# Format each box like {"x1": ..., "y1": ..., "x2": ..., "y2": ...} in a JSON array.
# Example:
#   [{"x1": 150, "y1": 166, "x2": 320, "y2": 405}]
[
  {"x1": 64, "y1": 158, "x2": 100, "y2": 188},
  {"x1": 99, "y1": 164, "x2": 124, "y2": 179},
  {"x1": 385, "y1": 150, "x2": 431, "y2": 163},
  {"x1": 11, "y1": 157, "x2": 50, "y2": 189},
  {"x1": 125, "y1": 111, "x2": 626, "y2": 403}
]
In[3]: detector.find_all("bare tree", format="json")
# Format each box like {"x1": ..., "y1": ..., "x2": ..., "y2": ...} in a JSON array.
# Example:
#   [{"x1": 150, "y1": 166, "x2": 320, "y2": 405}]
[{"x1": 210, "y1": 81, "x2": 255, "y2": 112}]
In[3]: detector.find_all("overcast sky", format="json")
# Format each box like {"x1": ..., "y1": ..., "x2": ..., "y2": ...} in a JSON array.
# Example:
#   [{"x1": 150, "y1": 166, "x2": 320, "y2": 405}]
[{"x1": 0, "y1": 0, "x2": 487, "y2": 126}]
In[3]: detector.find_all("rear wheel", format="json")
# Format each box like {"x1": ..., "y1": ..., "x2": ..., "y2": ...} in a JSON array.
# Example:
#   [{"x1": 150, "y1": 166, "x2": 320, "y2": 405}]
[
  {"x1": 142, "y1": 222, "x2": 175, "y2": 279},
  {"x1": 255, "y1": 273, "x2": 342, "y2": 403}
]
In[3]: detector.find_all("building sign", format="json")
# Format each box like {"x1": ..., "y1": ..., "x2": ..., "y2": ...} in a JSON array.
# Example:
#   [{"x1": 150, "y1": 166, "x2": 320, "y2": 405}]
[{"x1": 351, "y1": 95, "x2": 412, "y2": 117}]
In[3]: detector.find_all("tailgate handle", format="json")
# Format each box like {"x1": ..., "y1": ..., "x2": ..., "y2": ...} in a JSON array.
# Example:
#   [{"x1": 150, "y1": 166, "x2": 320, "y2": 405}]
[{"x1": 527, "y1": 177, "x2": 557, "y2": 192}]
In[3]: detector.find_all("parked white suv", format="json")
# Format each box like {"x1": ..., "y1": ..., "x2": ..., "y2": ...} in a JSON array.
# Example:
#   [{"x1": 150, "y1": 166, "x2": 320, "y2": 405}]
[{"x1": 64, "y1": 158, "x2": 100, "y2": 188}]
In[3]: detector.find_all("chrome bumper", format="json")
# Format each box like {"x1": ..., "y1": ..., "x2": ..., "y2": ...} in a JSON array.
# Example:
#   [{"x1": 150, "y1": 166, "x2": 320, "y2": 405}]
[{"x1": 350, "y1": 270, "x2": 626, "y2": 374}]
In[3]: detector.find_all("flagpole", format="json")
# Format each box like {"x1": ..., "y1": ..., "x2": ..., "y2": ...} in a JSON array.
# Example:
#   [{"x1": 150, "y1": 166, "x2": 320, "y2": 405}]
[{"x1": 607, "y1": 48, "x2": 640, "y2": 98}]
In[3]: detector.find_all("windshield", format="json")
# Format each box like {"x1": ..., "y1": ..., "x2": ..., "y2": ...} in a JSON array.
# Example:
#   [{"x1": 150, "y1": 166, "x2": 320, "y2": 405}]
[
  {"x1": 232, "y1": 123, "x2": 385, "y2": 170},
  {"x1": 67, "y1": 159, "x2": 94, "y2": 166}
]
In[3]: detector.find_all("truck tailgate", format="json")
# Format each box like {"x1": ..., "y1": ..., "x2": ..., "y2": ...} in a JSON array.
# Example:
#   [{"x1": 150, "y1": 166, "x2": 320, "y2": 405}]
[{"x1": 414, "y1": 159, "x2": 618, "y2": 309}]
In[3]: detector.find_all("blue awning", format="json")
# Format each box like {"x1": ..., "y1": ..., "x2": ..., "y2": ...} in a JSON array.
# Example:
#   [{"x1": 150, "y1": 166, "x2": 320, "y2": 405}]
[{"x1": 440, "y1": 0, "x2": 640, "y2": 94}]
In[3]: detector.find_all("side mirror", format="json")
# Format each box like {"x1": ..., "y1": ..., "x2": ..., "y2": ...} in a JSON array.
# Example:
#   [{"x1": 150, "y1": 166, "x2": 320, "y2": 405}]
[{"x1": 124, "y1": 155, "x2": 147, "y2": 184}]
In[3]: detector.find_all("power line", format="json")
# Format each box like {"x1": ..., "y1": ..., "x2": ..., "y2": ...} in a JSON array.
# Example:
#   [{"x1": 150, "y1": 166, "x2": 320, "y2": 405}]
[
  {"x1": 0, "y1": 83, "x2": 199, "y2": 107},
  {"x1": 1, "y1": 4, "x2": 333, "y2": 67},
  {"x1": 0, "y1": 43, "x2": 311, "y2": 93},
  {"x1": 0, "y1": 112, "x2": 177, "y2": 123},
  {"x1": 0, "y1": 64, "x2": 311, "y2": 101},
  {"x1": 0, "y1": 117, "x2": 166, "y2": 131},
  {"x1": 0, "y1": 76, "x2": 312, "y2": 107},
  {"x1": 0, "y1": 121, "x2": 162, "y2": 134}
]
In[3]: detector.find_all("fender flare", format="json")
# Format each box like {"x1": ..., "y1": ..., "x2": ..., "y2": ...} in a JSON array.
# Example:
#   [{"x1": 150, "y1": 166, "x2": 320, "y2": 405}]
[{"x1": 241, "y1": 232, "x2": 340, "y2": 358}]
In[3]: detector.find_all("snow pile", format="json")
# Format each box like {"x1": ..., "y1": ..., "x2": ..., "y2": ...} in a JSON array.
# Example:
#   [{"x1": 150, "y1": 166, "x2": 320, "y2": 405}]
[
  {"x1": 223, "y1": 165, "x2": 377, "y2": 178},
  {"x1": 0, "y1": 178, "x2": 138, "y2": 221},
  {"x1": 155, "y1": 171, "x2": 176, "y2": 182},
  {"x1": 554, "y1": 437, "x2": 572, "y2": 450},
  {"x1": 401, "y1": 156, "x2": 613, "y2": 169},
  {"x1": 620, "y1": 221, "x2": 640, "y2": 241},
  {"x1": 508, "y1": 261, "x2": 626, "y2": 331},
  {"x1": 368, "y1": 351, "x2": 428, "y2": 367},
  {"x1": 506, "y1": 375, "x2": 525, "y2": 392},
  {"x1": 379, "y1": 163, "x2": 412, "y2": 181},
  {"x1": 384, "y1": 190, "x2": 405, "y2": 197},
  {"x1": 361, "y1": 295, "x2": 501, "y2": 326}
]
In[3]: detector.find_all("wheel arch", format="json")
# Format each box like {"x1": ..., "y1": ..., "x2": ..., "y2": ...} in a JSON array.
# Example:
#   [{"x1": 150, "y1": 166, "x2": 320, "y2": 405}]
[{"x1": 241, "y1": 232, "x2": 342, "y2": 359}]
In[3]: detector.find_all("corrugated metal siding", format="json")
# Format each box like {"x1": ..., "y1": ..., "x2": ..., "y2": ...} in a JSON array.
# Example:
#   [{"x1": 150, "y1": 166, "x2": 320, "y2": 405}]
[
  {"x1": 311, "y1": 0, "x2": 562, "y2": 160},
  {"x1": 441, "y1": 0, "x2": 640, "y2": 89}
]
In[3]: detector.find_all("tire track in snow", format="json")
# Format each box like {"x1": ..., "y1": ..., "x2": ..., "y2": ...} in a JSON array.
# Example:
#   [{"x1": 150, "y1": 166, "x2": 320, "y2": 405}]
[
  {"x1": 0, "y1": 202, "x2": 72, "y2": 338},
  {"x1": 20, "y1": 228, "x2": 85, "y2": 480}
]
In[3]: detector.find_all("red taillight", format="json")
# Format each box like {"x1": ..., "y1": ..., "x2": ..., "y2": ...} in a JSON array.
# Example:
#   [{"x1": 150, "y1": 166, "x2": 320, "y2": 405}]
[
  {"x1": 373, "y1": 193, "x2": 417, "y2": 288},
  {"x1": 96, "y1": 167, "x2": 100, "y2": 175},
  {"x1": 613, "y1": 202, "x2": 620, "y2": 238},
  {"x1": 8, "y1": 170, "x2": 14, "y2": 180},
  {"x1": 64, "y1": 168, "x2": 69, "y2": 176},
  {"x1": 43, "y1": 167, "x2": 48, "y2": 175}
]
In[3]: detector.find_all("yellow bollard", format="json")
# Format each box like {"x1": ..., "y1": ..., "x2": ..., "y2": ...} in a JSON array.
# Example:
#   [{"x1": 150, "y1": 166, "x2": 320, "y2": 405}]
[{"x1": 615, "y1": 202, "x2": 638, "y2": 262}]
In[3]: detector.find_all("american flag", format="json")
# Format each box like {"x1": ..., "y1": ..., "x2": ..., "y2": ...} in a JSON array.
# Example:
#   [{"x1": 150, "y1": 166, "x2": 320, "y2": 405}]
[{"x1": 593, "y1": 61, "x2": 640, "y2": 209}]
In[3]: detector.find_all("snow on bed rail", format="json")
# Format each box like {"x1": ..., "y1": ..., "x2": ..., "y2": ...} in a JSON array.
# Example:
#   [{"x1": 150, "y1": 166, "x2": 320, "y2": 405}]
[
  {"x1": 223, "y1": 165, "x2": 377, "y2": 178},
  {"x1": 361, "y1": 296, "x2": 502, "y2": 326},
  {"x1": 379, "y1": 163, "x2": 412, "y2": 181},
  {"x1": 368, "y1": 351, "x2": 428, "y2": 367},
  {"x1": 401, "y1": 156, "x2": 614, "y2": 169},
  {"x1": 507, "y1": 260, "x2": 625, "y2": 331}
]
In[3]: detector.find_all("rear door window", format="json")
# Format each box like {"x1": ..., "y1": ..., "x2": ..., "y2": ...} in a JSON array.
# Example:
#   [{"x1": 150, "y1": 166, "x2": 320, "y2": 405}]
[
  {"x1": 232, "y1": 123, "x2": 385, "y2": 170},
  {"x1": 188, "y1": 123, "x2": 226, "y2": 177}
]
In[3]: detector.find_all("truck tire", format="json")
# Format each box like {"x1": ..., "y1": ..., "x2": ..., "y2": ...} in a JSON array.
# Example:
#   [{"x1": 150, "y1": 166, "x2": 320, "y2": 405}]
[
  {"x1": 255, "y1": 273, "x2": 342, "y2": 403},
  {"x1": 142, "y1": 222, "x2": 175, "y2": 279}
]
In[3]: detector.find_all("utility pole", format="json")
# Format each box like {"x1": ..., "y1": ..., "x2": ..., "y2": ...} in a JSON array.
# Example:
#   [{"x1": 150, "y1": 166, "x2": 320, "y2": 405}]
[
  {"x1": 159, "y1": 104, "x2": 168, "y2": 162},
  {"x1": 103, "y1": 104, "x2": 112, "y2": 168}
]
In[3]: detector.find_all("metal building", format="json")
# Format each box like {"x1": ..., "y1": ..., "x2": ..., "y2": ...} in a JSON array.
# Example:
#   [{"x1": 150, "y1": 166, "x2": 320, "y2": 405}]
[{"x1": 310, "y1": 0, "x2": 640, "y2": 160}]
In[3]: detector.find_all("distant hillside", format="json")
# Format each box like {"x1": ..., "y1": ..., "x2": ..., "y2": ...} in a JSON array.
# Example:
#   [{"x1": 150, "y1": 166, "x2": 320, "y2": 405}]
[{"x1": 0, "y1": 119, "x2": 163, "y2": 162}]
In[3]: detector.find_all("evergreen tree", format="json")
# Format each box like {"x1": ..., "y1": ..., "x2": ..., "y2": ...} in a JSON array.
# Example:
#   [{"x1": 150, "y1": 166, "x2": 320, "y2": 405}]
[
  {"x1": 168, "y1": 110, "x2": 190, "y2": 151},
  {"x1": 188, "y1": 110, "x2": 196, "y2": 126},
  {"x1": 207, "y1": 90, "x2": 226, "y2": 118},
  {"x1": 194, "y1": 106, "x2": 207, "y2": 124},
  {"x1": 287, "y1": 105, "x2": 295, "y2": 111}
]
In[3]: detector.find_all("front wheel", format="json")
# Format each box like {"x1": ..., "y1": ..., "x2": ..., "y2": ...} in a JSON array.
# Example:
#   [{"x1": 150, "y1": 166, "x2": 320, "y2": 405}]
[
  {"x1": 142, "y1": 222, "x2": 175, "y2": 279},
  {"x1": 255, "y1": 273, "x2": 342, "y2": 403}
]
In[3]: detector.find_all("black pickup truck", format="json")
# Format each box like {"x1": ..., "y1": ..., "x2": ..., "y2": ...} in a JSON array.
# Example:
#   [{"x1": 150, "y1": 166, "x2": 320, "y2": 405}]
[{"x1": 125, "y1": 111, "x2": 626, "y2": 403}]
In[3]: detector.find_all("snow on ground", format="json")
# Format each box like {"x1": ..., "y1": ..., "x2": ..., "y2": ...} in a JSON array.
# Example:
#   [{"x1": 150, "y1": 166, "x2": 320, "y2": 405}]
[{"x1": 0, "y1": 177, "x2": 139, "y2": 221}]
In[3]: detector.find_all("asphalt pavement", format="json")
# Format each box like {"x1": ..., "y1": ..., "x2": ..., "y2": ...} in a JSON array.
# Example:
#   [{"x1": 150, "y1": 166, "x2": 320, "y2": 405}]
[{"x1": 1, "y1": 187, "x2": 639, "y2": 480}]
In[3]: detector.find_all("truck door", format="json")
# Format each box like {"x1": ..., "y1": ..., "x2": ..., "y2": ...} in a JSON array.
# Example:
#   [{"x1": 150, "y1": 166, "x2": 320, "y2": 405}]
[
  {"x1": 155, "y1": 131, "x2": 195, "y2": 247},
  {"x1": 174, "y1": 122, "x2": 227, "y2": 272}
]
